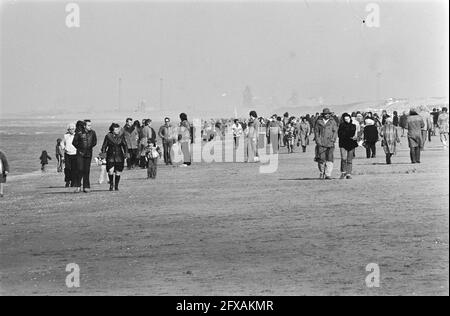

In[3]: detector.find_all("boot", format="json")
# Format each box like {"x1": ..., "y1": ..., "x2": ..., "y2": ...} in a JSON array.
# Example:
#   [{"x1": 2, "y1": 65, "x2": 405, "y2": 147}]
[
  {"x1": 109, "y1": 174, "x2": 114, "y2": 191},
  {"x1": 115, "y1": 175, "x2": 120, "y2": 191},
  {"x1": 386, "y1": 153, "x2": 391, "y2": 164}
]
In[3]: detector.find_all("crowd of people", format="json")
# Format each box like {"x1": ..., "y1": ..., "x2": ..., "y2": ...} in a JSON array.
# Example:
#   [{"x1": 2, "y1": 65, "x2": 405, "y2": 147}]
[{"x1": 0, "y1": 105, "x2": 448, "y2": 197}]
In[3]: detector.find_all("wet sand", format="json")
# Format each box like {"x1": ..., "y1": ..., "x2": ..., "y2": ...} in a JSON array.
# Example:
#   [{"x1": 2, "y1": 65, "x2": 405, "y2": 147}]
[{"x1": 0, "y1": 138, "x2": 448, "y2": 295}]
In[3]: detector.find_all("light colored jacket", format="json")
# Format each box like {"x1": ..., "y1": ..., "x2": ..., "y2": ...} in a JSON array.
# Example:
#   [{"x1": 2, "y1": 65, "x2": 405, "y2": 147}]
[
  {"x1": 63, "y1": 133, "x2": 77, "y2": 155},
  {"x1": 438, "y1": 112, "x2": 449, "y2": 133}
]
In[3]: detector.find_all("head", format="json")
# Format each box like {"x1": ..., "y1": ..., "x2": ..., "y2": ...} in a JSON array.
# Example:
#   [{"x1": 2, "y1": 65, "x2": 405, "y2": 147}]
[
  {"x1": 146, "y1": 119, "x2": 152, "y2": 126},
  {"x1": 164, "y1": 117, "x2": 170, "y2": 125},
  {"x1": 67, "y1": 122, "x2": 76, "y2": 135},
  {"x1": 393, "y1": 111, "x2": 398, "y2": 116},
  {"x1": 301, "y1": 117, "x2": 307, "y2": 123},
  {"x1": 56, "y1": 138, "x2": 62, "y2": 145},
  {"x1": 322, "y1": 108, "x2": 332, "y2": 120},
  {"x1": 284, "y1": 112, "x2": 289, "y2": 118},
  {"x1": 109, "y1": 123, "x2": 121, "y2": 135},
  {"x1": 84, "y1": 119, "x2": 92, "y2": 131},
  {"x1": 126, "y1": 118, "x2": 133, "y2": 127},
  {"x1": 442, "y1": 107, "x2": 448, "y2": 113},
  {"x1": 133, "y1": 120, "x2": 141, "y2": 128},
  {"x1": 75, "y1": 120, "x2": 85, "y2": 133},
  {"x1": 179, "y1": 113, "x2": 188, "y2": 121},
  {"x1": 249, "y1": 110, "x2": 257, "y2": 119},
  {"x1": 341, "y1": 113, "x2": 352, "y2": 124},
  {"x1": 410, "y1": 108, "x2": 418, "y2": 116}
]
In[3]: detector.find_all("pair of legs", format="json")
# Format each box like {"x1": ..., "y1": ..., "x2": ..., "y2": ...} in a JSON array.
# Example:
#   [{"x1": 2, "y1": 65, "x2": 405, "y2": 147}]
[
  {"x1": 409, "y1": 146, "x2": 421, "y2": 163},
  {"x1": 56, "y1": 155, "x2": 64, "y2": 172},
  {"x1": 126, "y1": 148, "x2": 139, "y2": 169},
  {"x1": 385, "y1": 152, "x2": 394, "y2": 164},
  {"x1": 163, "y1": 141, "x2": 173, "y2": 165},
  {"x1": 365, "y1": 142, "x2": 376, "y2": 158},
  {"x1": 440, "y1": 132, "x2": 449, "y2": 148},
  {"x1": 75, "y1": 156, "x2": 92, "y2": 192},
  {"x1": 64, "y1": 153, "x2": 77, "y2": 187},
  {"x1": 339, "y1": 147, "x2": 354, "y2": 178},
  {"x1": 181, "y1": 141, "x2": 191, "y2": 166},
  {"x1": 0, "y1": 177, "x2": 5, "y2": 196},
  {"x1": 147, "y1": 158, "x2": 158, "y2": 179},
  {"x1": 316, "y1": 145, "x2": 334, "y2": 179},
  {"x1": 41, "y1": 163, "x2": 47, "y2": 172},
  {"x1": 108, "y1": 163, "x2": 123, "y2": 191}
]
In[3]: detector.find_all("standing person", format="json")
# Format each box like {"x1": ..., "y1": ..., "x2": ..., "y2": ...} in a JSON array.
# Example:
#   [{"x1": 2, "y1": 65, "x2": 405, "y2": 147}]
[
  {"x1": 144, "y1": 140, "x2": 162, "y2": 179},
  {"x1": 380, "y1": 116, "x2": 401, "y2": 164},
  {"x1": 158, "y1": 117, "x2": 174, "y2": 165},
  {"x1": 285, "y1": 123, "x2": 295, "y2": 153},
  {"x1": 0, "y1": 150, "x2": 9, "y2": 197},
  {"x1": 231, "y1": 119, "x2": 243, "y2": 148},
  {"x1": 63, "y1": 123, "x2": 77, "y2": 187},
  {"x1": 298, "y1": 117, "x2": 311, "y2": 153},
  {"x1": 72, "y1": 119, "x2": 97, "y2": 193},
  {"x1": 399, "y1": 111, "x2": 408, "y2": 137},
  {"x1": 39, "y1": 150, "x2": 51, "y2": 172},
  {"x1": 267, "y1": 117, "x2": 280, "y2": 154},
  {"x1": 132, "y1": 120, "x2": 141, "y2": 168},
  {"x1": 314, "y1": 108, "x2": 338, "y2": 180},
  {"x1": 249, "y1": 111, "x2": 260, "y2": 161},
  {"x1": 437, "y1": 107, "x2": 449, "y2": 149},
  {"x1": 55, "y1": 138, "x2": 65, "y2": 172},
  {"x1": 245, "y1": 120, "x2": 257, "y2": 162},
  {"x1": 338, "y1": 113, "x2": 358, "y2": 179},
  {"x1": 123, "y1": 118, "x2": 139, "y2": 170},
  {"x1": 406, "y1": 108, "x2": 425, "y2": 163},
  {"x1": 363, "y1": 118, "x2": 379, "y2": 158},
  {"x1": 393, "y1": 111, "x2": 399, "y2": 127},
  {"x1": 431, "y1": 108, "x2": 440, "y2": 136},
  {"x1": 101, "y1": 123, "x2": 128, "y2": 191},
  {"x1": 282, "y1": 112, "x2": 289, "y2": 147},
  {"x1": 419, "y1": 106, "x2": 433, "y2": 148},
  {"x1": 178, "y1": 113, "x2": 191, "y2": 166}
]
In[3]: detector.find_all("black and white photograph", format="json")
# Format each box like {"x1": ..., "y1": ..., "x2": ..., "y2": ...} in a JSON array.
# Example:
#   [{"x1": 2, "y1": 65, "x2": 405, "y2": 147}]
[{"x1": 0, "y1": 0, "x2": 448, "y2": 299}]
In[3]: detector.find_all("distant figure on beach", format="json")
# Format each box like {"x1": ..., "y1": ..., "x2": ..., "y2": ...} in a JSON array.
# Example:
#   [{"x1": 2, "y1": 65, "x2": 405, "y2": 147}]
[
  {"x1": 245, "y1": 120, "x2": 257, "y2": 162},
  {"x1": 139, "y1": 119, "x2": 156, "y2": 168},
  {"x1": 0, "y1": 150, "x2": 9, "y2": 198},
  {"x1": 338, "y1": 113, "x2": 358, "y2": 179},
  {"x1": 72, "y1": 120, "x2": 97, "y2": 193},
  {"x1": 298, "y1": 117, "x2": 311, "y2": 153},
  {"x1": 363, "y1": 118, "x2": 379, "y2": 159},
  {"x1": 123, "y1": 118, "x2": 139, "y2": 170},
  {"x1": 399, "y1": 111, "x2": 408, "y2": 137},
  {"x1": 406, "y1": 108, "x2": 425, "y2": 164},
  {"x1": 39, "y1": 150, "x2": 52, "y2": 172},
  {"x1": 285, "y1": 123, "x2": 295, "y2": 153},
  {"x1": 231, "y1": 119, "x2": 243, "y2": 148},
  {"x1": 55, "y1": 138, "x2": 65, "y2": 173},
  {"x1": 178, "y1": 113, "x2": 191, "y2": 167},
  {"x1": 249, "y1": 111, "x2": 260, "y2": 162},
  {"x1": 144, "y1": 139, "x2": 162, "y2": 179},
  {"x1": 63, "y1": 123, "x2": 77, "y2": 187},
  {"x1": 101, "y1": 123, "x2": 128, "y2": 191},
  {"x1": 380, "y1": 116, "x2": 401, "y2": 165},
  {"x1": 158, "y1": 117, "x2": 174, "y2": 165},
  {"x1": 314, "y1": 108, "x2": 338, "y2": 179},
  {"x1": 437, "y1": 107, "x2": 449, "y2": 149}
]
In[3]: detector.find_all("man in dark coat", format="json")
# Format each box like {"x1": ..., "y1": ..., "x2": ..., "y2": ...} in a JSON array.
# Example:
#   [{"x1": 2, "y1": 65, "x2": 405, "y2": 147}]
[{"x1": 72, "y1": 120, "x2": 97, "y2": 193}]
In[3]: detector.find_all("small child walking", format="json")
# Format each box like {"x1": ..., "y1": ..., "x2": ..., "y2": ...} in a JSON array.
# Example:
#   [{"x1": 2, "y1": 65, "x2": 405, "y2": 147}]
[
  {"x1": 0, "y1": 150, "x2": 9, "y2": 198},
  {"x1": 144, "y1": 140, "x2": 162, "y2": 179},
  {"x1": 94, "y1": 152, "x2": 108, "y2": 184},
  {"x1": 39, "y1": 150, "x2": 52, "y2": 172}
]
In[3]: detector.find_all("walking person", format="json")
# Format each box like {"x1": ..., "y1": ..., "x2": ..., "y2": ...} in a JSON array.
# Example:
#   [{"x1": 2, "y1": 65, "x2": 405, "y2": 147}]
[
  {"x1": 55, "y1": 138, "x2": 65, "y2": 173},
  {"x1": 178, "y1": 113, "x2": 191, "y2": 166},
  {"x1": 101, "y1": 123, "x2": 128, "y2": 191},
  {"x1": 406, "y1": 108, "x2": 425, "y2": 163},
  {"x1": 139, "y1": 119, "x2": 156, "y2": 168},
  {"x1": 419, "y1": 106, "x2": 433, "y2": 148},
  {"x1": 245, "y1": 120, "x2": 257, "y2": 162},
  {"x1": 39, "y1": 150, "x2": 52, "y2": 172},
  {"x1": 63, "y1": 123, "x2": 77, "y2": 187},
  {"x1": 285, "y1": 123, "x2": 295, "y2": 153},
  {"x1": 267, "y1": 116, "x2": 281, "y2": 154},
  {"x1": 437, "y1": 107, "x2": 449, "y2": 149},
  {"x1": 0, "y1": 150, "x2": 9, "y2": 198},
  {"x1": 380, "y1": 116, "x2": 401, "y2": 164},
  {"x1": 72, "y1": 120, "x2": 97, "y2": 193},
  {"x1": 298, "y1": 117, "x2": 311, "y2": 153},
  {"x1": 249, "y1": 111, "x2": 260, "y2": 162},
  {"x1": 363, "y1": 118, "x2": 379, "y2": 158},
  {"x1": 399, "y1": 111, "x2": 408, "y2": 137},
  {"x1": 123, "y1": 118, "x2": 139, "y2": 169},
  {"x1": 158, "y1": 117, "x2": 174, "y2": 165},
  {"x1": 314, "y1": 108, "x2": 338, "y2": 180},
  {"x1": 338, "y1": 113, "x2": 358, "y2": 179},
  {"x1": 144, "y1": 140, "x2": 162, "y2": 179},
  {"x1": 231, "y1": 119, "x2": 243, "y2": 148}
]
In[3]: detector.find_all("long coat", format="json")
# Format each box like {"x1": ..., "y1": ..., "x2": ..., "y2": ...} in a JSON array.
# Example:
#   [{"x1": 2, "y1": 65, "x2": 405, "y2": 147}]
[
  {"x1": 406, "y1": 114, "x2": 424, "y2": 148},
  {"x1": 298, "y1": 122, "x2": 311, "y2": 147},
  {"x1": 380, "y1": 124, "x2": 400, "y2": 154},
  {"x1": 338, "y1": 122, "x2": 358, "y2": 151},
  {"x1": 101, "y1": 133, "x2": 128, "y2": 163},
  {"x1": 314, "y1": 118, "x2": 338, "y2": 148}
]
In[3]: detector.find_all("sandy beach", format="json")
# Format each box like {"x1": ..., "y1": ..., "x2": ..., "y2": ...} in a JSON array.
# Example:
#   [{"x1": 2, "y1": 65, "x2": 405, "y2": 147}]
[{"x1": 0, "y1": 138, "x2": 448, "y2": 296}]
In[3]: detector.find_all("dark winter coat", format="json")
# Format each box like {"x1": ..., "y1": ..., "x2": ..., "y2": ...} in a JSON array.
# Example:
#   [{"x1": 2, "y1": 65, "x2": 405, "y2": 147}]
[
  {"x1": 73, "y1": 130, "x2": 97, "y2": 158},
  {"x1": 101, "y1": 133, "x2": 128, "y2": 163},
  {"x1": 363, "y1": 125, "x2": 379, "y2": 143},
  {"x1": 338, "y1": 122, "x2": 358, "y2": 151}
]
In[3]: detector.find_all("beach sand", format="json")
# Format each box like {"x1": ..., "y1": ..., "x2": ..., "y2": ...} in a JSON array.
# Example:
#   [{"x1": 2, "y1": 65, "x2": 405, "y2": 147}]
[{"x1": 0, "y1": 138, "x2": 448, "y2": 296}]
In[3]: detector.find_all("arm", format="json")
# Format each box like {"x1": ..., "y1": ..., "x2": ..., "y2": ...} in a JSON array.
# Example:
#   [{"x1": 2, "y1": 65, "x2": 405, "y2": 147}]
[
  {"x1": 101, "y1": 135, "x2": 108, "y2": 154},
  {"x1": 92, "y1": 131, "x2": 97, "y2": 148},
  {"x1": 1, "y1": 153, "x2": 9, "y2": 173},
  {"x1": 72, "y1": 133, "x2": 79, "y2": 149}
]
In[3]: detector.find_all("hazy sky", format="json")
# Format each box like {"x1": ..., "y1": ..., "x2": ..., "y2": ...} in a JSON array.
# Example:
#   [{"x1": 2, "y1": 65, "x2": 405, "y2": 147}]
[{"x1": 1, "y1": 0, "x2": 448, "y2": 116}]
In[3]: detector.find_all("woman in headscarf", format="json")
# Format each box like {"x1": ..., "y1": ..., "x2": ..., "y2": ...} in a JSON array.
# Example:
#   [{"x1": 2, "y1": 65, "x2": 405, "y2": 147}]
[
  {"x1": 363, "y1": 118, "x2": 379, "y2": 158},
  {"x1": 380, "y1": 116, "x2": 401, "y2": 164},
  {"x1": 406, "y1": 108, "x2": 425, "y2": 163},
  {"x1": 101, "y1": 123, "x2": 129, "y2": 191},
  {"x1": 338, "y1": 113, "x2": 358, "y2": 179}
]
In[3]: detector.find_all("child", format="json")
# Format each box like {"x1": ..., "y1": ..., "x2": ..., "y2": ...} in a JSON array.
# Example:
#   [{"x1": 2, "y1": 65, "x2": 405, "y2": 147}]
[
  {"x1": 285, "y1": 123, "x2": 295, "y2": 153},
  {"x1": 144, "y1": 140, "x2": 162, "y2": 179},
  {"x1": 94, "y1": 152, "x2": 108, "y2": 184},
  {"x1": 0, "y1": 150, "x2": 9, "y2": 198},
  {"x1": 55, "y1": 138, "x2": 65, "y2": 173},
  {"x1": 39, "y1": 150, "x2": 52, "y2": 172}
]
